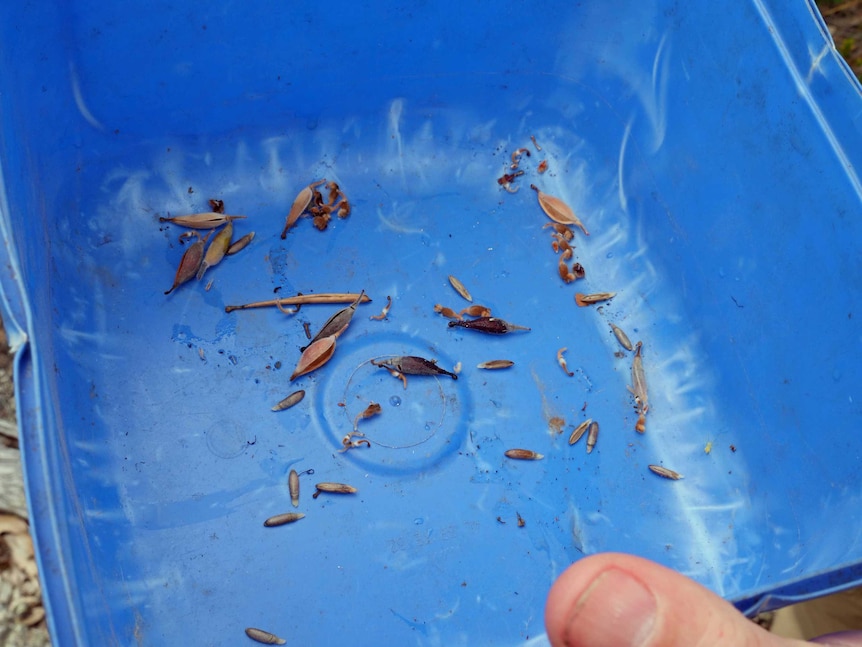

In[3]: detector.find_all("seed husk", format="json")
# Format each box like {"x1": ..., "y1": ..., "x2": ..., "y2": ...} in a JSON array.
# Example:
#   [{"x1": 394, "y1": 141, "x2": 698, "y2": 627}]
[
  {"x1": 568, "y1": 419, "x2": 592, "y2": 445},
  {"x1": 477, "y1": 360, "x2": 514, "y2": 370},
  {"x1": 245, "y1": 627, "x2": 287, "y2": 645},
  {"x1": 306, "y1": 290, "x2": 365, "y2": 345},
  {"x1": 271, "y1": 389, "x2": 305, "y2": 412},
  {"x1": 504, "y1": 449, "x2": 544, "y2": 460},
  {"x1": 648, "y1": 465, "x2": 684, "y2": 480},
  {"x1": 280, "y1": 185, "x2": 314, "y2": 238},
  {"x1": 575, "y1": 292, "x2": 616, "y2": 307},
  {"x1": 196, "y1": 221, "x2": 233, "y2": 280},
  {"x1": 226, "y1": 231, "x2": 255, "y2": 255},
  {"x1": 290, "y1": 335, "x2": 336, "y2": 381},
  {"x1": 530, "y1": 185, "x2": 589, "y2": 235},
  {"x1": 263, "y1": 512, "x2": 305, "y2": 527},
  {"x1": 159, "y1": 212, "x2": 246, "y2": 229},
  {"x1": 164, "y1": 236, "x2": 205, "y2": 294},
  {"x1": 448, "y1": 275, "x2": 473, "y2": 302}
]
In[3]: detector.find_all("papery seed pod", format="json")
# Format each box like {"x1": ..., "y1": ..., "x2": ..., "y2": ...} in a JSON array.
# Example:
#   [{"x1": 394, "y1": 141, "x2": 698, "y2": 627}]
[
  {"x1": 448, "y1": 317, "x2": 530, "y2": 335},
  {"x1": 280, "y1": 184, "x2": 314, "y2": 238},
  {"x1": 290, "y1": 335, "x2": 336, "y2": 381},
  {"x1": 586, "y1": 421, "x2": 599, "y2": 454},
  {"x1": 159, "y1": 212, "x2": 246, "y2": 229},
  {"x1": 263, "y1": 512, "x2": 305, "y2": 527},
  {"x1": 610, "y1": 323, "x2": 634, "y2": 351},
  {"x1": 568, "y1": 419, "x2": 592, "y2": 445},
  {"x1": 648, "y1": 465, "x2": 684, "y2": 480},
  {"x1": 477, "y1": 360, "x2": 514, "y2": 370},
  {"x1": 271, "y1": 389, "x2": 305, "y2": 412},
  {"x1": 306, "y1": 290, "x2": 365, "y2": 346},
  {"x1": 448, "y1": 275, "x2": 473, "y2": 302},
  {"x1": 164, "y1": 236, "x2": 205, "y2": 294},
  {"x1": 288, "y1": 470, "x2": 300, "y2": 507},
  {"x1": 197, "y1": 221, "x2": 233, "y2": 280},
  {"x1": 245, "y1": 627, "x2": 287, "y2": 645},
  {"x1": 505, "y1": 449, "x2": 544, "y2": 460},
  {"x1": 226, "y1": 231, "x2": 255, "y2": 256},
  {"x1": 530, "y1": 185, "x2": 589, "y2": 235},
  {"x1": 575, "y1": 292, "x2": 616, "y2": 307}
]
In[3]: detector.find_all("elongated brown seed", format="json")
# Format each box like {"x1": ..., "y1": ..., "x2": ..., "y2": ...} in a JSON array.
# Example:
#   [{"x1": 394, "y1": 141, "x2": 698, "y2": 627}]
[
  {"x1": 263, "y1": 512, "x2": 305, "y2": 527},
  {"x1": 448, "y1": 275, "x2": 473, "y2": 302},
  {"x1": 197, "y1": 221, "x2": 233, "y2": 280},
  {"x1": 648, "y1": 465, "x2": 684, "y2": 480},
  {"x1": 164, "y1": 236, "x2": 205, "y2": 294},
  {"x1": 610, "y1": 323, "x2": 634, "y2": 351},
  {"x1": 245, "y1": 627, "x2": 287, "y2": 645},
  {"x1": 313, "y1": 482, "x2": 357, "y2": 498},
  {"x1": 226, "y1": 231, "x2": 255, "y2": 256},
  {"x1": 477, "y1": 360, "x2": 514, "y2": 370},
  {"x1": 272, "y1": 389, "x2": 305, "y2": 412},
  {"x1": 288, "y1": 470, "x2": 300, "y2": 507},
  {"x1": 568, "y1": 419, "x2": 592, "y2": 445},
  {"x1": 575, "y1": 292, "x2": 616, "y2": 307},
  {"x1": 586, "y1": 421, "x2": 599, "y2": 454},
  {"x1": 290, "y1": 335, "x2": 336, "y2": 381},
  {"x1": 530, "y1": 185, "x2": 589, "y2": 235},
  {"x1": 159, "y1": 212, "x2": 246, "y2": 229},
  {"x1": 505, "y1": 449, "x2": 544, "y2": 460}
]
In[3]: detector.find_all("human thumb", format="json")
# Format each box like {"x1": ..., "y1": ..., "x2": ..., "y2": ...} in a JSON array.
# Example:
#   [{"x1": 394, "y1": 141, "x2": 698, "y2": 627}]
[{"x1": 545, "y1": 552, "x2": 810, "y2": 647}]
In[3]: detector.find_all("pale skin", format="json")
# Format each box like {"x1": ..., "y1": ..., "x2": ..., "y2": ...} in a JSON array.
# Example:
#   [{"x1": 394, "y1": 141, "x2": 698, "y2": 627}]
[{"x1": 545, "y1": 553, "x2": 862, "y2": 647}]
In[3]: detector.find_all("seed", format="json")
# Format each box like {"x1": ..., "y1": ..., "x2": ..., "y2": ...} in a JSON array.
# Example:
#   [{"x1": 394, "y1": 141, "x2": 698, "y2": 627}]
[
  {"x1": 448, "y1": 275, "x2": 473, "y2": 302},
  {"x1": 610, "y1": 323, "x2": 634, "y2": 351},
  {"x1": 245, "y1": 627, "x2": 287, "y2": 645},
  {"x1": 504, "y1": 449, "x2": 544, "y2": 460},
  {"x1": 575, "y1": 292, "x2": 616, "y2": 306},
  {"x1": 159, "y1": 212, "x2": 246, "y2": 229},
  {"x1": 586, "y1": 421, "x2": 599, "y2": 454},
  {"x1": 648, "y1": 465, "x2": 684, "y2": 480},
  {"x1": 477, "y1": 360, "x2": 514, "y2": 370},
  {"x1": 271, "y1": 390, "x2": 305, "y2": 412},
  {"x1": 263, "y1": 512, "x2": 305, "y2": 527},
  {"x1": 226, "y1": 231, "x2": 255, "y2": 255},
  {"x1": 568, "y1": 419, "x2": 592, "y2": 445},
  {"x1": 313, "y1": 482, "x2": 357, "y2": 498},
  {"x1": 288, "y1": 470, "x2": 300, "y2": 507}
]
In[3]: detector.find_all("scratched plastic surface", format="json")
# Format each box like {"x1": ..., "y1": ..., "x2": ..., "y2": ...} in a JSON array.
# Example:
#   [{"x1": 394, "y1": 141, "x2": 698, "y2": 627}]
[{"x1": 1, "y1": 1, "x2": 862, "y2": 645}]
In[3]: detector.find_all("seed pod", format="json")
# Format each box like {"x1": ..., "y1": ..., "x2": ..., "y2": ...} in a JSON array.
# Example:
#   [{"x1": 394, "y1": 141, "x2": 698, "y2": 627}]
[
  {"x1": 610, "y1": 323, "x2": 634, "y2": 351},
  {"x1": 477, "y1": 360, "x2": 514, "y2": 370},
  {"x1": 530, "y1": 184, "x2": 589, "y2": 235},
  {"x1": 164, "y1": 236, "x2": 205, "y2": 294},
  {"x1": 280, "y1": 184, "x2": 314, "y2": 238},
  {"x1": 460, "y1": 304, "x2": 492, "y2": 318},
  {"x1": 568, "y1": 419, "x2": 592, "y2": 445},
  {"x1": 290, "y1": 335, "x2": 336, "y2": 381},
  {"x1": 448, "y1": 317, "x2": 530, "y2": 335},
  {"x1": 288, "y1": 469, "x2": 300, "y2": 507},
  {"x1": 159, "y1": 212, "x2": 246, "y2": 229},
  {"x1": 197, "y1": 221, "x2": 233, "y2": 280},
  {"x1": 313, "y1": 482, "x2": 357, "y2": 498},
  {"x1": 245, "y1": 627, "x2": 287, "y2": 645},
  {"x1": 505, "y1": 449, "x2": 544, "y2": 460},
  {"x1": 648, "y1": 465, "x2": 684, "y2": 480},
  {"x1": 586, "y1": 421, "x2": 599, "y2": 454},
  {"x1": 307, "y1": 290, "x2": 365, "y2": 346},
  {"x1": 263, "y1": 512, "x2": 305, "y2": 527},
  {"x1": 272, "y1": 389, "x2": 305, "y2": 412},
  {"x1": 448, "y1": 275, "x2": 473, "y2": 302},
  {"x1": 575, "y1": 292, "x2": 616, "y2": 307},
  {"x1": 226, "y1": 231, "x2": 255, "y2": 255},
  {"x1": 434, "y1": 304, "x2": 462, "y2": 320}
]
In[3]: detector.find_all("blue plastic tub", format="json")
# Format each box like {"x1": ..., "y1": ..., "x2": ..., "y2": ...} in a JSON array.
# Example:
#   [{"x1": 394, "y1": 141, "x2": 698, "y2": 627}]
[{"x1": 2, "y1": 1, "x2": 862, "y2": 645}]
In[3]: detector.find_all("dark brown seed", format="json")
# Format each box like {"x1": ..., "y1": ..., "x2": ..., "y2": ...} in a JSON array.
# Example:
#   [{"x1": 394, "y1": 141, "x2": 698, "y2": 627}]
[
  {"x1": 372, "y1": 356, "x2": 458, "y2": 380},
  {"x1": 586, "y1": 421, "x2": 599, "y2": 454},
  {"x1": 448, "y1": 317, "x2": 530, "y2": 335}
]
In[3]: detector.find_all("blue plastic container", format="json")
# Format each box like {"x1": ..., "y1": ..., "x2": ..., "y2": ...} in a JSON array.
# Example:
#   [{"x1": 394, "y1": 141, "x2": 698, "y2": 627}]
[{"x1": 2, "y1": 1, "x2": 862, "y2": 644}]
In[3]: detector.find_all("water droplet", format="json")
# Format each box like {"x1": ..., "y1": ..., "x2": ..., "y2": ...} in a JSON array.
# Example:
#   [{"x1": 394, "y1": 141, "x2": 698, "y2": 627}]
[
  {"x1": 413, "y1": 517, "x2": 424, "y2": 525},
  {"x1": 424, "y1": 423, "x2": 431, "y2": 431},
  {"x1": 606, "y1": 252, "x2": 614, "y2": 259},
  {"x1": 833, "y1": 369, "x2": 842, "y2": 382},
  {"x1": 389, "y1": 396, "x2": 402, "y2": 407}
]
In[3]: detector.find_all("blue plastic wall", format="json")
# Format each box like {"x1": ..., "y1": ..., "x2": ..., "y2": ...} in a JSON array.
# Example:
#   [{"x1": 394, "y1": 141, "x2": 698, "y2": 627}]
[{"x1": 1, "y1": 1, "x2": 862, "y2": 645}]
